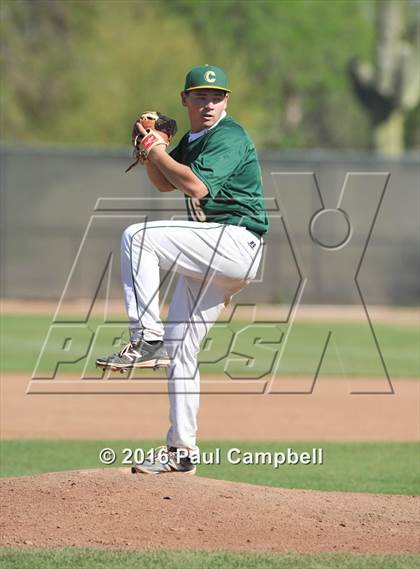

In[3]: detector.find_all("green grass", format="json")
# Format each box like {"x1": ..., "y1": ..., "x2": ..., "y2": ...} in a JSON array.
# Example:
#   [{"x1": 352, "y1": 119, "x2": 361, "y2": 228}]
[
  {"x1": 1, "y1": 440, "x2": 418, "y2": 495},
  {"x1": 1, "y1": 314, "x2": 419, "y2": 377},
  {"x1": 0, "y1": 549, "x2": 419, "y2": 569}
]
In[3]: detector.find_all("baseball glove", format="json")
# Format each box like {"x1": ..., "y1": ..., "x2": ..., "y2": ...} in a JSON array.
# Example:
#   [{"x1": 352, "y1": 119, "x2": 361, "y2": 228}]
[{"x1": 125, "y1": 111, "x2": 178, "y2": 173}]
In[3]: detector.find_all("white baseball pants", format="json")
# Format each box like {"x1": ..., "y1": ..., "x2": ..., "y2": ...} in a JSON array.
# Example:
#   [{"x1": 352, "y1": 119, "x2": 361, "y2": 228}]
[{"x1": 121, "y1": 220, "x2": 263, "y2": 453}]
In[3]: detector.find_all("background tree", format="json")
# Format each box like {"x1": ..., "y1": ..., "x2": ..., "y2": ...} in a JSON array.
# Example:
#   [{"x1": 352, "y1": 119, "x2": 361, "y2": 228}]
[
  {"x1": 348, "y1": 0, "x2": 420, "y2": 155},
  {"x1": 0, "y1": 0, "x2": 95, "y2": 142},
  {"x1": 0, "y1": 0, "x2": 206, "y2": 146},
  {"x1": 167, "y1": 0, "x2": 375, "y2": 149},
  {"x1": 3, "y1": 0, "x2": 418, "y2": 153}
]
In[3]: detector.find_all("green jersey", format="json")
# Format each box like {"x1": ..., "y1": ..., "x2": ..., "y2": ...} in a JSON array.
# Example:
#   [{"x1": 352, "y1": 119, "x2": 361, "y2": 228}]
[{"x1": 170, "y1": 115, "x2": 268, "y2": 237}]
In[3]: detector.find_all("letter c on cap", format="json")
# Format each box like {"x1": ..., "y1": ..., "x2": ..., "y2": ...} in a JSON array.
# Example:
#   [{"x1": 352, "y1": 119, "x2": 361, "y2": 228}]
[{"x1": 204, "y1": 70, "x2": 216, "y2": 83}]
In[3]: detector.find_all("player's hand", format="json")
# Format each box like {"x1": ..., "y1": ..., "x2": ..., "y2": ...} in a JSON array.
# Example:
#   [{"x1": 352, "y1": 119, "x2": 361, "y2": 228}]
[
  {"x1": 132, "y1": 119, "x2": 148, "y2": 143},
  {"x1": 132, "y1": 118, "x2": 169, "y2": 145},
  {"x1": 126, "y1": 112, "x2": 177, "y2": 173}
]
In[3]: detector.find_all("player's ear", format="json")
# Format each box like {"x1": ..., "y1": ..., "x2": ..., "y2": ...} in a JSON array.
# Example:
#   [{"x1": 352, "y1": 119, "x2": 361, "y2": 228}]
[{"x1": 181, "y1": 91, "x2": 189, "y2": 107}]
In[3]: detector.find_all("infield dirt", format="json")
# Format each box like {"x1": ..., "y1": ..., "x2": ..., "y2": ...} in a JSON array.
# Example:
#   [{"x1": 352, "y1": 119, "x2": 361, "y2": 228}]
[
  {"x1": 2, "y1": 353, "x2": 419, "y2": 554},
  {"x1": 2, "y1": 374, "x2": 418, "y2": 440},
  {"x1": 1, "y1": 469, "x2": 419, "y2": 553}
]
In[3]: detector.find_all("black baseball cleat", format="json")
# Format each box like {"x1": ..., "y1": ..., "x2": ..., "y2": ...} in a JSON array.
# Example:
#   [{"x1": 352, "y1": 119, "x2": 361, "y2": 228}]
[
  {"x1": 96, "y1": 339, "x2": 170, "y2": 372},
  {"x1": 131, "y1": 446, "x2": 197, "y2": 475}
]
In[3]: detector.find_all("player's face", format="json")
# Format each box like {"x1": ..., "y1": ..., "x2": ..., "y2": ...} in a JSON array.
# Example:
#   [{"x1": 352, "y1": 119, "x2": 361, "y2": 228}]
[{"x1": 181, "y1": 89, "x2": 229, "y2": 132}]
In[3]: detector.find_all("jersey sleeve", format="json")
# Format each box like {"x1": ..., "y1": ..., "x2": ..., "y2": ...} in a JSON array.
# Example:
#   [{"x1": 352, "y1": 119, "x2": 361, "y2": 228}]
[
  {"x1": 169, "y1": 142, "x2": 182, "y2": 163},
  {"x1": 190, "y1": 129, "x2": 246, "y2": 197}
]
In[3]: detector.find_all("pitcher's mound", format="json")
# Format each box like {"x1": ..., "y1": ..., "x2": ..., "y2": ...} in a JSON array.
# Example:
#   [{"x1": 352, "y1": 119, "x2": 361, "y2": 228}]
[{"x1": 1, "y1": 469, "x2": 418, "y2": 553}]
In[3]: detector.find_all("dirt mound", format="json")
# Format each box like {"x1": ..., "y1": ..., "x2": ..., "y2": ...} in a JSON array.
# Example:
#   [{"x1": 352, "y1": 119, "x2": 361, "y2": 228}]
[{"x1": 1, "y1": 469, "x2": 418, "y2": 553}]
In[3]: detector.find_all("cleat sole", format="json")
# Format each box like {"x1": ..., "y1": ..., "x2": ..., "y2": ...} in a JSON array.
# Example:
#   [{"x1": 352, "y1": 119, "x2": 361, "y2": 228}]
[{"x1": 96, "y1": 358, "x2": 170, "y2": 372}]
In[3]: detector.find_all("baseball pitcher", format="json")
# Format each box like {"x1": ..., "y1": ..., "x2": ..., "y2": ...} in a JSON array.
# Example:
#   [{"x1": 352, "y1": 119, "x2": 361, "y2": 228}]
[{"x1": 97, "y1": 65, "x2": 268, "y2": 474}]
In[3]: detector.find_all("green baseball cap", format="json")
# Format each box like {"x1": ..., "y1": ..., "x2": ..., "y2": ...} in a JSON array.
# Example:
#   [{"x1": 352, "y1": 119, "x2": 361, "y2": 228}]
[{"x1": 184, "y1": 64, "x2": 231, "y2": 93}]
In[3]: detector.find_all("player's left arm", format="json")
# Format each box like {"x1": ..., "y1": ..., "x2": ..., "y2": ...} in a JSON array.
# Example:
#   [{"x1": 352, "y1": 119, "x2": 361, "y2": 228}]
[
  {"x1": 145, "y1": 159, "x2": 177, "y2": 193},
  {"x1": 148, "y1": 145, "x2": 208, "y2": 198},
  {"x1": 133, "y1": 120, "x2": 208, "y2": 198}
]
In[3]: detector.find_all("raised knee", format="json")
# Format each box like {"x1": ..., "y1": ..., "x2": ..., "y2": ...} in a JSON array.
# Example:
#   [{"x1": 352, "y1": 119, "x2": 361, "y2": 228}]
[{"x1": 121, "y1": 223, "x2": 145, "y2": 248}]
